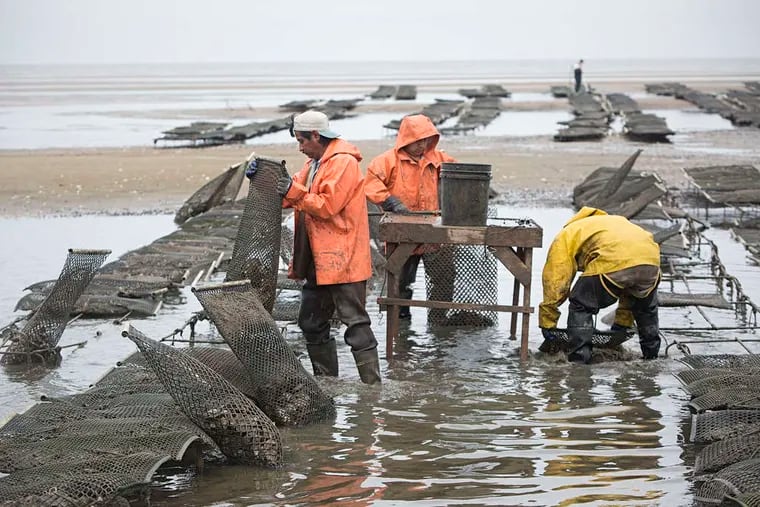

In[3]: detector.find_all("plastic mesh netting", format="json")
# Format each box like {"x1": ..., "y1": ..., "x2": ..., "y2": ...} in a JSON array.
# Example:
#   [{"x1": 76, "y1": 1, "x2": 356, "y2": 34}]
[
  {"x1": 676, "y1": 368, "x2": 760, "y2": 387},
  {"x1": 225, "y1": 156, "x2": 287, "y2": 312},
  {"x1": 695, "y1": 458, "x2": 760, "y2": 505},
  {"x1": 424, "y1": 245, "x2": 497, "y2": 326},
  {"x1": 183, "y1": 347, "x2": 259, "y2": 400},
  {"x1": 0, "y1": 452, "x2": 168, "y2": 505},
  {"x1": 695, "y1": 430, "x2": 760, "y2": 475},
  {"x1": 123, "y1": 325, "x2": 283, "y2": 467},
  {"x1": 550, "y1": 328, "x2": 634, "y2": 349},
  {"x1": 175, "y1": 162, "x2": 244, "y2": 225},
  {"x1": 679, "y1": 354, "x2": 760, "y2": 370},
  {"x1": 688, "y1": 387, "x2": 760, "y2": 412},
  {"x1": 1, "y1": 249, "x2": 110, "y2": 365},
  {"x1": 0, "y1": 431, "x2": 200, "y2": 473},
  {"x1": 721, "y1": 493, "x2": 760, "y2": 506},
  {"x1": 192, "y1": 281, "x2": 336, "y2": 426},
  {"x1": 683, "y1": 374, "x2": 760, "y2": 398},
  {"x1": 690, "y1": 410, "x2": 760, "y2": 443}
]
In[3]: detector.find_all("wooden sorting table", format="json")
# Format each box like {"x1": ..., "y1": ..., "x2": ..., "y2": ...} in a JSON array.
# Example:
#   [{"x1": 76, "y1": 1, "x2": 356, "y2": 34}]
[{"x1": 377, "y1": 214, "x2": 543, "y2": 361}]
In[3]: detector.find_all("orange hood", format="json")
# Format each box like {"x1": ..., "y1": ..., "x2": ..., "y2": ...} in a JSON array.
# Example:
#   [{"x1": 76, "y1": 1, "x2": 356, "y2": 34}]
[{"x1": 394, "y1": 114, "x2": 440, "y2": 155}]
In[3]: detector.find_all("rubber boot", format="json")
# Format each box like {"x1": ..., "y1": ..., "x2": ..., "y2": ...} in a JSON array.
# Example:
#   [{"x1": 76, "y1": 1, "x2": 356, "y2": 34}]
[
  {"x1": 566, "y1": 326, "x2": 594, "y2": 364},
  {"x1": 352, "y1": 348, "x2": 381, "y2": 385},
  {"x1": 306, "y1": 341, "x2": 338, "y2": 376},
  {"x1": 638, "y1": 324, "x2": 661, "y2": 360}
]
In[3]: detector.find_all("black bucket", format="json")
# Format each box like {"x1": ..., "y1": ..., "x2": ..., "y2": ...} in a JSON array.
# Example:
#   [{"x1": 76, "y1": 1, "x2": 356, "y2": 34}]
[{"x1": 440, "y1": 163, "x2": 492, "y2": 226}]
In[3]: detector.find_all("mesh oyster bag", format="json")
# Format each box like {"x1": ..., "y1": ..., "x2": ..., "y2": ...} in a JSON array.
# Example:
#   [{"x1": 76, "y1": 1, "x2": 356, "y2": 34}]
[
  {"x1": 695, "y1": 458, "x2": 760, "y2": 505},
  {"x1": 679, "y1": 354, "x2": 760, "y2": 370},
  {"x1": 688, "y1": 387, "x2": 760, "y2": 413},
  {"x1": 123, "y1": 325, "x2": 283, "y2": 468},
  {"x1": 0, "y1": 451, "x2": 169, "y2": 505},
  {"x1": 192, "y1": 281, "x2": 336, "y2": 427},
  {"x1": 423, "y1": 245, "x2": 498, "y2": 327},
  {"x1": 694, "y1": 429, "x2": 760, "y2": 475},
  {"x1": 690, "y1": 410, "x2": 760, "y2": 443},
  {"x1": 676, "y1": 368, "x2": 760, "y2": 387},
  {"x1": 225, "y1": 155, "x2": 287, "y2": 313},
  {"x1": 1, "y1": 249, "x2": 110, "y2": 365}
]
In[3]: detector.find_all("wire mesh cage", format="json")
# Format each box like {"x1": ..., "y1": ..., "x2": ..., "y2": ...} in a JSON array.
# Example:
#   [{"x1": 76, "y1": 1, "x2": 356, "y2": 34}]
[
  {"x1": 192, "y1": 281, "x2": 336, "y2": 427},
  {"x1": 690, "y1": 410, "x2": 760, "y2": 443}
]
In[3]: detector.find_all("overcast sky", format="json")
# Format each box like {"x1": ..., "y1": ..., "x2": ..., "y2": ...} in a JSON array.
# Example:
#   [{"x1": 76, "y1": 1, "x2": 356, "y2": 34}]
[{"x1": 2, "y1": 0, "x2": 759, "y2": 65}]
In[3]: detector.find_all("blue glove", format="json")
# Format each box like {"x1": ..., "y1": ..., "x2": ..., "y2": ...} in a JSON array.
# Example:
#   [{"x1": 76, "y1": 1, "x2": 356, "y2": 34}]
[
  {"x1": 611, "y1": 323, "x2": 631, "y2": 334},
  {"x1": 539, "y1": 328, "x2": 561, "y2": 354},
  {"x1": 245, "y1": 159, "x2": 258, "y2": 179},
  {"x1": 276, "y1": 174, "x2": 292, "y2": 197}
]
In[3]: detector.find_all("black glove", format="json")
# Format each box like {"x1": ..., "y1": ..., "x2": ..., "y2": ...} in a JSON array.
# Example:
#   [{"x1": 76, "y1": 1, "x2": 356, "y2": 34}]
[
  {"x1": 381, "y1": 195, "x2": 410, "y2": 214},
  {"x1": 538, "y1": 328, "x2": 561, "y2": 354},
  {"x1": 276, "y1": 175, "x2": 292, "y2": 196}
]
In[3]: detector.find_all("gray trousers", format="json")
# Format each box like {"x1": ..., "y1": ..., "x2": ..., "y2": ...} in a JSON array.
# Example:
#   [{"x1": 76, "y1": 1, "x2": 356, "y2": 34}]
[{"x1": 298, "y1": 277, "x2": 378, "y2": 353}]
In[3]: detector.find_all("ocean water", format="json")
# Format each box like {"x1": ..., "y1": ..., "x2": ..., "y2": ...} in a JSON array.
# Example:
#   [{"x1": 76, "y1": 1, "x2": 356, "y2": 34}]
[
  {"x1": 2, "y1": 60, "x2": 760, "y2": 505},
  {"x1": 2, "y1": 58, "x2": 760, "y2": 149}
]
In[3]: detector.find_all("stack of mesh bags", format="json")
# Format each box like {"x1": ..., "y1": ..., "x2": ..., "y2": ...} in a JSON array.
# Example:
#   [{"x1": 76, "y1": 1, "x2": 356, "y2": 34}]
[{"x1": 676, "y1": 353, "x2": 760, "y2": 505}]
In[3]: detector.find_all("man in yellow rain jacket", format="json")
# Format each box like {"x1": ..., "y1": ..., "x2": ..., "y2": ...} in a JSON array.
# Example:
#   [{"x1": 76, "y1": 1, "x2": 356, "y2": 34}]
[
  {"x1": 364, "y1": 114, "x2": 456, "y2": 320},
  {"x1": 278, "y1": 110, "x2": 380, "y2": 384},
  {"x1": 538, "y1": 207, "x2": 661, "y2": 363}
]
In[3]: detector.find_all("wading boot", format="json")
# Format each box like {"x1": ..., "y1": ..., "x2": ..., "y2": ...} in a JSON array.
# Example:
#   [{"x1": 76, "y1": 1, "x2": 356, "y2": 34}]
[
  {"x1": 306, "y1": 341, "x2": 339, "y2": 376},
  {"x1": 638, "y1": 324, "x2": 661, "y2": 360},
  {"x1": 566, "y1": 326, "x2": 594, "y2": 364},
  {"x1": 352, "y1": 348, "x2": 382, "y2": 385}
]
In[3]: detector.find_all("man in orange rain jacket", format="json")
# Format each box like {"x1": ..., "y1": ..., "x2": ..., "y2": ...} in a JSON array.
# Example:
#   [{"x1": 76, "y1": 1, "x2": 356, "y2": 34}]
[
  {"x1": 278, "y1": 110, "x2": 380, "y2": 385},
  {"x1": 364, "y1": 114, "x2": 456, "y2": 320}
]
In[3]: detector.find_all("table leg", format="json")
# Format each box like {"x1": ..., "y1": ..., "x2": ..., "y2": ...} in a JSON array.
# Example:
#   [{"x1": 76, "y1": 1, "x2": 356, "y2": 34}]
[{"x1": 520, "y1": 247, "x2": 533, "y2": 361}]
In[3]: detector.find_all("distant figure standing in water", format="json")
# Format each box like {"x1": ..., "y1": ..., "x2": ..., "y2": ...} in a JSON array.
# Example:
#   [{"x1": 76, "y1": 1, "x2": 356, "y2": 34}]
[{"x1": 573, "y1": 59, "x2": 584, "y2": 93}]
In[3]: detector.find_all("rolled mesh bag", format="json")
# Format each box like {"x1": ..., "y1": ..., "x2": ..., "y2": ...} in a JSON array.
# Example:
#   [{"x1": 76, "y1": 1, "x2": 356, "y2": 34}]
[
  {"x1": 0, "y1": 451, "x2": 169, "y2": 506},
  {"x1": 690, "y1": 410, "x2": 760, "y2": 443},
  {"x1": 1, "y1": 249, "x2": 110, "y2": 365},
  {"x1": 174, "y1": 162, "x2": 244, "y2": 225},
  {"x1": 123, "y1": 325, "x2": 283, "y2": 468},
  {"x1": 679, "y1": 354, "x2": 760, "y2": 370},
  {"x1": 225, "y1": 155, "x2": 287, "y2": 313},
  {"x1": 694, "y1": 429, "x2": 760, "y2": 475},
  {"x1": 683, "y1": 373, "x2": 760, "y2": 397},
  {"x1": 423, "y1": 245, "x2": 497, "y2": 327},
  {"x1": 720, "y1": 493, "x2": 760, "y2": 506},
  {"x1": 183, "y1": 347, "x2": 259, "y2": 400},
  {"x1": 695, "y1": 458, "x2": 760, "y2": 506},
  {"x1": 192, "y1": 281, "x2": 336, "y2": 427},
  {"x1": 676, "y1": 368, "x2": 760, "y2": 387},
  {"x1": 0, "y1": 431, "x2": 201, "y2": 473},
  {"x1": 688, "y1": 387, "x2": 760, "y2": 412}
]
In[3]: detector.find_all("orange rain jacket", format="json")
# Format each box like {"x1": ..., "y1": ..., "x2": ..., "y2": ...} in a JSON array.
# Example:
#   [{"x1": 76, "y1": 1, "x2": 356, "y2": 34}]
[
  {"x1": 364, "y1": 114, "x2": 455, "y2": 212},
  {"x1": 538, "y1": 207, "x2": 661, "y2": 329},
  {"x1": 282, "y1": 138, "x2": 372, "y2": 285}
]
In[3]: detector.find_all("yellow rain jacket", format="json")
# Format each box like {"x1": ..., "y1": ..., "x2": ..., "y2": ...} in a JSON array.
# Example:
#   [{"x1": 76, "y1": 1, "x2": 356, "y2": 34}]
[
  {"x1": 282, "y1": 139, "x2": 372, "y2": 285},
  {"x1": 538, "y1": 207, "x2": 660, "y2": 328},
  {"x1": 364, "y1": 114, "x2": 455, "y2": 211}
]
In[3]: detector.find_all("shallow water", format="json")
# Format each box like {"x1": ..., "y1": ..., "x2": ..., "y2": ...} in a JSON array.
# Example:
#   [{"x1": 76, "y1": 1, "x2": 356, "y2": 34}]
[{"x1": 3, "y1": 206, "x2": 760, "y2": 505}]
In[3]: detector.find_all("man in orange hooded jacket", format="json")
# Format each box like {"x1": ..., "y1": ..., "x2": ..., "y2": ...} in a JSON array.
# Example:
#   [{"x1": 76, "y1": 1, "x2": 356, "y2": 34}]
[
  {"x1": 278, "y1": 110, "x2": 380, "y2": 384},
  {"x1": 364, "y1": 114, "x2": 456, "y2": 320}
]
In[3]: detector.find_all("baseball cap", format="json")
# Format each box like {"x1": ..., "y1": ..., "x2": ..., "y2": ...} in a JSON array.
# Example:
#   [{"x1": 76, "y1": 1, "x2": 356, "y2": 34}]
[{"x1": 292, "y1": 110, "x2": 340, "y2": 139}]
